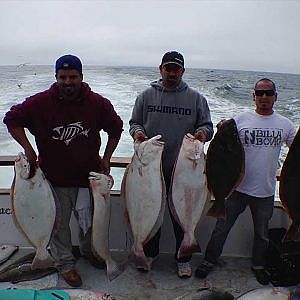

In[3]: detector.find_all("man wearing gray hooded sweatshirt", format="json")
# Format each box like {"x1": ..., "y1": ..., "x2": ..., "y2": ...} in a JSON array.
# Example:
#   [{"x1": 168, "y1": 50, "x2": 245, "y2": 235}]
[{"x1": 129, "y1": 51, "x2": 213, "y2": 278}]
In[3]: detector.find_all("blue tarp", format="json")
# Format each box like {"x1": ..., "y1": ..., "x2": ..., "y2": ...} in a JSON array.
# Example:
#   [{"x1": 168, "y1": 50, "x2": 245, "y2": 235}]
[{"x1": 0, "y1": 289, "x2": 70, "y2": 300}]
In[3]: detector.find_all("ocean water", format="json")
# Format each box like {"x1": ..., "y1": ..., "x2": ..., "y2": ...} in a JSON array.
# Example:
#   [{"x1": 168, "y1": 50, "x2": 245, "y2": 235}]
[{"x1": 0, "y1": 65, "x2": 299, "y2": 189}]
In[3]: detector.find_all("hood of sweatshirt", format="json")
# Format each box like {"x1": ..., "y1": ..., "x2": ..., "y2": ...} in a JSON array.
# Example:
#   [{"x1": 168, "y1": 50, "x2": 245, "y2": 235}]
[{"x1": 150, "y1": 79, "x2": 188, "y2": 92}]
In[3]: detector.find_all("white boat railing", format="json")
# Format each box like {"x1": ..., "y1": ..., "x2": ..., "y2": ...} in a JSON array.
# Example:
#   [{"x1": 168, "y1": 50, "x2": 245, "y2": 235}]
[{"x1": 0, "y1": 156, "x2": 131, "y2": 194}]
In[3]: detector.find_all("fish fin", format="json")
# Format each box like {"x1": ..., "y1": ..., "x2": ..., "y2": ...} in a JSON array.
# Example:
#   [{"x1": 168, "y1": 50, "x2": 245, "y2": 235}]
[
  {"x1": 283, "y1": 222, "x2": 300, "y2": 242},
  {"x1": 133, "y1": 247, "x2": 149, "y2": 270},
  {"x1": 106, "y1": 258, "x2": 124, "y2": 281},
  {"x1": 31, "y1": 249, "x2": 54, "y2": 270},
  {"x1": 0, "y1": 252, "x2": 36, "y2": 275},
  {"x1": 120, "y1": 164, "x2": 131, "y2": 200},
  {"x1": 177, "y1": 235, "x2": 201, "y2": 259},
  {"x1": 206, "y1": 200, "x2": 226, "y2": 218},
  {"x1": 0, "y1": 246, "x2": 19, "y2": 265}
]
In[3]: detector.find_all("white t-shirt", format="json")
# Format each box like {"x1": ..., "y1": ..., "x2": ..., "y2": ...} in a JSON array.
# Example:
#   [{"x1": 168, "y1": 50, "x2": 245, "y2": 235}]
[{"x1": 234, "y1": 111, "x2": 296, "y2": 197}]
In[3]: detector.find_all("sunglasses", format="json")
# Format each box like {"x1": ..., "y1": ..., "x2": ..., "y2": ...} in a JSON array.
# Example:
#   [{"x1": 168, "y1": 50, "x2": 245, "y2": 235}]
[
  {"x1": 254, "y1": 90, "x2": 276, "y2": 97},
  {"x1": 163, "y1": 64, "x2": 183, "y2": 72}
]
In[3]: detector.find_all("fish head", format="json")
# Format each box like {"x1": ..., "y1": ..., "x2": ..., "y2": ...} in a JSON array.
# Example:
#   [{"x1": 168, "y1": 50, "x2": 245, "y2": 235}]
[
  {"x1": 217, "y1": 119, "x2": 241, "y2": 151},
  {"x1": 89, "y1": 172, "x2": 114, "y2": 195},
  {"x1": 134, "y1": 135, "x2": 164, "y2": 165},
  {"x1": 182, "y1": 134, "x2": 204, "y2": 160},
  {"x1": 14, "y1": 153, "x2": 31, "y2": 179}
]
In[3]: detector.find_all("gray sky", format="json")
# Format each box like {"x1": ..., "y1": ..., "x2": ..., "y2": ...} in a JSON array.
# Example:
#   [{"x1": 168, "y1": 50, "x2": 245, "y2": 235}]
[{"x1": 1, "y1": 0, "x2": 299, "y2": 74}]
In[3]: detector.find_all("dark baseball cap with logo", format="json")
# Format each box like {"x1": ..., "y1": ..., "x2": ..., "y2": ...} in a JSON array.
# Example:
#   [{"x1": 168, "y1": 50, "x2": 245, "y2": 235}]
[
  {"x1": 161, "y1": 51, "x2": 184, "y2": 68},
  {"x1": 55, "y1": 54, "x2": 82, "y2": 74}
]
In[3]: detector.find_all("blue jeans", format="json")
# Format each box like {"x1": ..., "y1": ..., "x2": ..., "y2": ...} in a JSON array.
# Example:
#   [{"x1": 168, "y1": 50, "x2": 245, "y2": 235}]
[{"x1": 204, "y1": 191, "x2": 274, "y2": 267}]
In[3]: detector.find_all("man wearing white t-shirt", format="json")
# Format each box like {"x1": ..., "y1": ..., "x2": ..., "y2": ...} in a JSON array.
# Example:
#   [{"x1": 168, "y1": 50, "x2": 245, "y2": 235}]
[{"x1": 195, "y1": 78, "x2": 296, "y2": 285}]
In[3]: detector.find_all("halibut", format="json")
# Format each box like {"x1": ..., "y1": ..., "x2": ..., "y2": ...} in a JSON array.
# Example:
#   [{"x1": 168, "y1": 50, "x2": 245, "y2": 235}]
[
  {"x1": 0, "y1": 252, "x2": 56, "y2": 283},
  {"x1": 236, "y1": 287, "x2": 290, "y2": 299},
  {"x1": 11, "y1": 153, "x2": 55, "y2": 270},
  {"x1": 169, "y1": 134, "x2": 209, "y2": 258},
  {"x1": 279, "y1": 127, "x2": 300, "y2": 242},
  {"x1": 89, "y1": 172, "x2": 123, "y2": 281},
  {"x1": 0, "y1": 245, "x2": 18, "y2": 265},
  {"x1": 206, "y1": 119, "x2": 245, "y2": 217},
  {"x1": 122, "y1": 135, "x2": 166, "y2": 270}
]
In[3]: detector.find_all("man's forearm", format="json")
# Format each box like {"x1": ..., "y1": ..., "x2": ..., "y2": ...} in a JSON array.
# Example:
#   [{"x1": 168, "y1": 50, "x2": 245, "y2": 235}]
[
  {"x1": 103, "y1": 137, "x2": 120, "y2": 161},
  {"x1": 8, "y1": 127, "x2": 35, "y2": 153}
]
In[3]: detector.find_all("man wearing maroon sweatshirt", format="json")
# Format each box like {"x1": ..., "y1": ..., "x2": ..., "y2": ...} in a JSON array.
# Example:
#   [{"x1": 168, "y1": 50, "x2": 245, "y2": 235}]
[{"x1": 3, "y1": 54, "x2": 123, "y2": 287}]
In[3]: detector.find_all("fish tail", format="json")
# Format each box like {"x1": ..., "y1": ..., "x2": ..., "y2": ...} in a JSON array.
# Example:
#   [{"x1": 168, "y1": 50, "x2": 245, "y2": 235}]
[
  {"x1": 106, "y1": 257, "x2": 124, "y2": 281},
  {"x1": 283, "y1": 222, "x2": 300, "y2": 242},
  {"x1": 206, "y1": 200, "x2": 226, "y2": 218},
  {"x1": 177, "y1": 234, "x2": 201, "y2": 259},
  {"x1": 31, "y1": 248, "x2": 54, "y2": 270},
  {"x1": 134, "y1": 247, "x2": 149, "y2": 270}
]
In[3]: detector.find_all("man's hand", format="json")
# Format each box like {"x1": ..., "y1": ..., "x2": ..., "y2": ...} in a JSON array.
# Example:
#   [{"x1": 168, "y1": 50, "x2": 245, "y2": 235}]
[
  {"x1": 216, "y1": 119, "x2": 227, "y2": 130},
  {"x1": 25, "y1": 148, "x2": 38, "y2": 179},
  {"x1": 194, "y1": 129, "x2": 207, "y2": 142},
  {"x1": 133, "y1": 131, "x2": 147, "y2": 143}
]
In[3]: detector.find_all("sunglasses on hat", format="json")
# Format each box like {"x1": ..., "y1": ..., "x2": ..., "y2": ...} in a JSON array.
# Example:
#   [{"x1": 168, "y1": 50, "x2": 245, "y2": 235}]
[{"x1": 254, "y1": 90, "x2": 276, "y2": 97}]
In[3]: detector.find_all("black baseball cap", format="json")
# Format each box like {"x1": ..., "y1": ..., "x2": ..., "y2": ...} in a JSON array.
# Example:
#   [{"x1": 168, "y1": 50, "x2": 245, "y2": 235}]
[{"x1": 161, "y1": 51, "x2": 184, "y2": 68}]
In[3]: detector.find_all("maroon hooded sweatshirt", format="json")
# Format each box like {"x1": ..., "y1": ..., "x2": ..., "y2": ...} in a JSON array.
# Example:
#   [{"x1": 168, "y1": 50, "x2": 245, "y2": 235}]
[{"x1": 3, "y1": 82, "x2": 123, "y2": 187}]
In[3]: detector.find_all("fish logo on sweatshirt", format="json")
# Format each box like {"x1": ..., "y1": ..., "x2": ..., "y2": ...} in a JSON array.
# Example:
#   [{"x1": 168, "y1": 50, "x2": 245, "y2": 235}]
[{"x1": 52, "y1": 121, "x2": 90, "y2": 146}]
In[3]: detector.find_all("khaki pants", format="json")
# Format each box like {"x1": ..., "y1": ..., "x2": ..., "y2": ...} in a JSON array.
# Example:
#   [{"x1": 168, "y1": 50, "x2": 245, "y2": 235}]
[{"x1": 49, "y1": 187, "x2": 93, "y2": 272}]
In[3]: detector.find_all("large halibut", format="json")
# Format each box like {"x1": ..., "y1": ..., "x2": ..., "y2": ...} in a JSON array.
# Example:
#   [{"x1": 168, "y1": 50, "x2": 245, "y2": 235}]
[
  {"x1": 169, "y1": 133, "x2": 209, "y2": 258},
  {"x1": 89, "y1": 172, "x2": 123, "y2": 281},
  {"x1": 121, "y1": 135, "x2": 165, "y2": 270},
  {"x1": 0, "y1": 245, "x2": 18, "y2": 265},
  {"x1": 205, "y1": 119, "x2": 245, "y2": 217},
  {"x1": 11, "y1": 153, "x2": 56, "y2": 270},
  {"x1": 0, "y1": 252, "x2": 57, "y2": 283},
  {"x1": 279, "y1": 127, "x2": 300, "y2": 242}
]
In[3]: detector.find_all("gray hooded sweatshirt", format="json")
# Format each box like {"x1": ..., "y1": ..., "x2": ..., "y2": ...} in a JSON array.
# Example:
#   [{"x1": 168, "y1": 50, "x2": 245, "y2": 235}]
[{"x1": 129, "y1": 79, "x2": 213, "y2": 180}]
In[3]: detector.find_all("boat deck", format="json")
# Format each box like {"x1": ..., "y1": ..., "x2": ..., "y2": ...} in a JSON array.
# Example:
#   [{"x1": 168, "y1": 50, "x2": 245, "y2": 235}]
[{"x1": 0, "y1": 248, "x2": 275, "y2": 299}]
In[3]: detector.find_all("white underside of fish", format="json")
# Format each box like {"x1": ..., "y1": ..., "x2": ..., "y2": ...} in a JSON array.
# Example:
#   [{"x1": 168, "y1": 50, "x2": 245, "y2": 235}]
[
  {"x1": 63, "y1": 289, "x2": 116, "y2": 300},
  {"x1": 122, "y1": 135, "x2": 165, "y2": 270},
  {"x1": 12, "y1": 154, "x2": 56, "y2": 270},
  {"x1": 170, "y1": 134, "x2": 209, "y2": 258},
  {"x1": 89, "y1": 172, "x2": 123, "y2": 281},
  {"x1": 236, "y1": 287, "x2": 290, "y2": 299}
]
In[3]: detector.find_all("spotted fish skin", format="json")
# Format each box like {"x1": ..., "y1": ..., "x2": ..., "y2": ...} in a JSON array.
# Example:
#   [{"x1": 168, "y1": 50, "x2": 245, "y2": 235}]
[
  {"x1": 0, "y1": 245, "x2": 18, "y2": 265},
  {"x1": 0, "y1": 252, "x2": 56, "y2": 283},
  {"x1": 205, "y1": 119, "x2": 245, "y2": 218}
]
